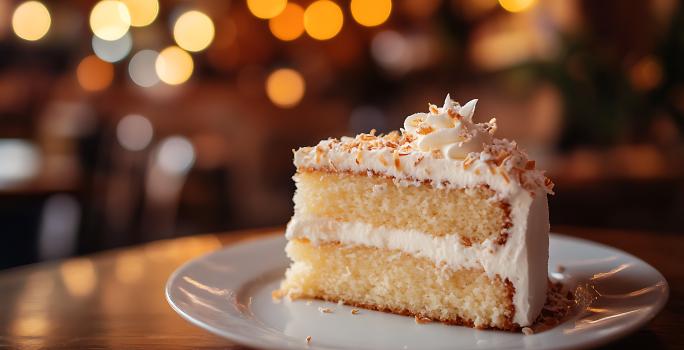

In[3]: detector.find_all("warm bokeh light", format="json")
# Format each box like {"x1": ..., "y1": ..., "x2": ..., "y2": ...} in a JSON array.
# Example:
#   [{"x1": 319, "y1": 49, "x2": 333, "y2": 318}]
[
  {"x1": 155, "y1": 46, "x2": 194, "y2": 85},
  {"x1": 269, "y1": 3, "x2": 305, "y2": 41},
  {"x1": 156, "y1": 136, "x2": 196, "y2": 175},
  {"x1": 350, "y1": 0, "x2": 392, "y2": 27},
  {"x1": 630, "y1": 56, "x2": 663, "y2": 91},
  {"x1": 11, "y1": 1, "x2": 51, "y2": 41},
  {"x1": 90, "y1": 0, "x2": 131, "y2": 41},
  {"x1": 120, "y1": 0, "x2": 158, "y2": 27},
  {"x1": 92, "y1": 32, "x2": 132, "y2": 62},
  {"x1": 173, "y1": 10, "x2": 215, "y2": 52},
  {"x1": 60, "y1": 258, "x2": 97, "y2": 297},
  {"x1": 498, "y1": 0, "x2": 537, "y2": 13},
  {"x1": 128, "y1": 49, "x2": 160, "y2": 87},
  {"x1": 247, "y1": 0, "x2": 287, "y2": 19},
  {"x1": 114, "y1": 251, "x2": 145, "y2": 283},
  {"x1": 266, "y1": 68, "x2": 306, "y2": 108},
  {"x1": 304, "y1": 0, "x2": 343, "y2": 40},
  {"x1": 76, "y1": 55, "x2": 114, "y2": 92},
  {"x1": 117, "y1": 114, "x2": 154, "y2": 151}
]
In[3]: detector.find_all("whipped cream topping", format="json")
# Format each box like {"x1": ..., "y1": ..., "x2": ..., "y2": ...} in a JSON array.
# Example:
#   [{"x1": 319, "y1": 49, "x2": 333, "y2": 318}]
[{"x1": 403, "y1": 95, "x2": 497, "y2": 160}]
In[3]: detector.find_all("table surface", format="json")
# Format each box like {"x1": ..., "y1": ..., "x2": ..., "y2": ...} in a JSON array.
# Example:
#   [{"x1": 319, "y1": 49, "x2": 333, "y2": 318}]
[{"x1": 0, "y1": 226, "x2": 681, "y2": 350}]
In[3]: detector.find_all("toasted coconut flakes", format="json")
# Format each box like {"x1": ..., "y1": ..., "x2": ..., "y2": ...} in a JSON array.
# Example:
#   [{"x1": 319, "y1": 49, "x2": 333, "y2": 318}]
[
  {"x1": 414, "y1": 315, "x2": 432, "y2": 324},
  {"x1": 392, "y1": 150, "x2": 401, "y2": 170},
  {"x1": 351, "y1": 309, "x2": 360, "y2": 315},
  {"x1": 526, "y1": 160, "x2": 536, "y2": 170},
  {"x1": 337, "y1": 300, "x2": 344, "y2": 306},
  {"x1": 522, "y1": 327, "x2": 534, "y2": 335},
  {"x1": 501, "y1": 171, "x2": 510, "y2": 183},
  {"x1": 306, "y1": 335, "x2": 312, "y2": 344},
  {"x1": 429, "y1": 104, "x2": 438, "y2": 114},
  {"x1": 271, "y1": 289, "x2": 284, "y2": 301},
  {"x1": 378, "y1": 155, "x2": 389, "y2": 167},
  {"x1": 355, "y1": 151, "x2": 362, "y2": 165},
  {"x1": 318, "y1": 307, "x2": 334, "y2": 314}
]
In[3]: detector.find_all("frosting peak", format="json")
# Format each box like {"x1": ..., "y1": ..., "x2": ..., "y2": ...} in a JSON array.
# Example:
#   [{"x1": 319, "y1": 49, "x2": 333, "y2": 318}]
[{"x1": 403, "y1": 95, "x2": 497, "y2": 160}]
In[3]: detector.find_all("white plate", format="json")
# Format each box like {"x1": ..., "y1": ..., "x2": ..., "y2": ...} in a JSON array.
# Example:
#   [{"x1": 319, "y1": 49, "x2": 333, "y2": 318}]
[{"x1": 166, "y1": 233, "x2": 669, "y2": 350}]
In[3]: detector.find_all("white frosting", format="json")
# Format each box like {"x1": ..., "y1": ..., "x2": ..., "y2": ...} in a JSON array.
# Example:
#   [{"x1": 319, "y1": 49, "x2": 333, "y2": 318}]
[
  {"x1": 286, "y1": 191, "x2": 549, "y2": 326},
  {"x1": 286, "y1": 96, "x2": 552, "y2": 326},
  {"x1": 404, "y1": 96, "x2": 497, "y2": 160}
]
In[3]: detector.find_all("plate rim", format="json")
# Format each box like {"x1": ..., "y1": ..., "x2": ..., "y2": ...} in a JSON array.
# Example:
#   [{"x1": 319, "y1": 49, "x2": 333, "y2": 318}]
[{"x1": 165, "y1": 232, "x2": 670, "y2": 350}]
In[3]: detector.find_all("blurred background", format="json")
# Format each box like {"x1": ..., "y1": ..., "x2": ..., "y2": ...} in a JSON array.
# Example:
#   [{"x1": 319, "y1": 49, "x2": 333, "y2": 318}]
[{"x1": 0, "y1": 0, "x2": 682, "y2": 269}]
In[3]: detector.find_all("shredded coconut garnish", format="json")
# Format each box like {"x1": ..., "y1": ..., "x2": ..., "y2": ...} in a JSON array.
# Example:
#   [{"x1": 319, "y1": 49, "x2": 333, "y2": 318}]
[
  {"x1": 414, "y1": 315, "x2": 432, "y2": 324},
  {"x1": 318, "y1": 307, "x2": 334, "y2": 314},
  {"x1": 306, "y1": 335, "x2": 312, "y2": 344}
]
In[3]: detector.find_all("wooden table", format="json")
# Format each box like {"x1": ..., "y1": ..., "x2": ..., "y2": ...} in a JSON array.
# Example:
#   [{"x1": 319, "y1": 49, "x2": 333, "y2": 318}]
[{"x1": 0, "y1": 226, "x2": 681, "y2": 349}]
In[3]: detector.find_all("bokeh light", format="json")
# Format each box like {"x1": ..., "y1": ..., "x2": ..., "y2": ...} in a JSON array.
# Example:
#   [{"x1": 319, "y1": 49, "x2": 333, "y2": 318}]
[
  {"x1": 0, "y1": 139, "x2": 40, "y2": 186},
  {"x1": 155, "y1": 46, "x2": 194, "y2": 85},
  {"x1": 90, "y1": 0, "x2": 131, "y2": 41},
  {"x1": 350, "y1": 0, "x2": 392, "y2": 27},
  {"x1": 11, "y1": 1, "x2": 51, "y2": 41},
  {"x1": 371, "y1": 30, "x2": 411, "y2": 73},
  {"x1": 120, "y1": 0, "x2": 158, "y2": 27},
  {"x1": 60, "y1": 258, "x2": 97, "y2": 297},
  {"x1": 498, "y1": 0, "x2": 537, "y2": 13},
  {"x1": 173, "y1": 10, "x2": 215, "y2": 52},
  {"x1": 128, "y1": 50, "x2": 160, "y2": 87},
  {"x1": 266, "y1": 68, "x2": 305, "y2": 108},
  {"x1": 76, "y1": 55, "x2": 114, "y2": 92},
  {"x1": 156, "y1": 136, "x2": 196, "y2": 175},
  {"x1": 247, "y1": 0, "x2": 287, "y2": 19},
  {"x1": 304, "y1": 0, "x2": 343, "y2": 40},
  {"x1": 116, "y1": 114, "x2": 154, "y2": 151},
  {"x1": 92, "y1": 32, "x2": 132, "y2": 63},
  {"x1": 269, "y1": 3, "x2": 305, "y2": 41}
]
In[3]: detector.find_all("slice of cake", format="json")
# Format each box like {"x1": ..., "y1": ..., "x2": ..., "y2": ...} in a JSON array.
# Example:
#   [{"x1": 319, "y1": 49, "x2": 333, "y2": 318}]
[{"x1": 276, "y1": 95, "x2": 554, "y2": 330}]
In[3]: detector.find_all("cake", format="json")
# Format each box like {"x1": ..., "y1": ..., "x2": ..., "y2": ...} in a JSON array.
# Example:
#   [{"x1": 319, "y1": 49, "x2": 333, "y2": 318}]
[{"x1": 275, "y1": 95, "x2": 554, "y2": 330}]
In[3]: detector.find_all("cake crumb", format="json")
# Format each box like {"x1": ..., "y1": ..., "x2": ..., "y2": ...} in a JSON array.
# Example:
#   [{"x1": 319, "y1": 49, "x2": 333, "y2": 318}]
[
  {"x1": 351, "y1": 309, "x2": 360, "y2": 315},
  {"x1": 271, "y1": 290, "x2": 284, "y2": 303},
  {"x1": 557, "y1": 265, "x2": 566, "y2": 273},
  {"x1": 318, "y1": 306, "x2": 334, "y2": 314},
  {"x1": 306, "y1": 335, "x2": 312, "y2": 344},
  {"x1": 414, "y1": 315, "x2": 432, "y2": 324},
  {"x1": 305, "y1": 301, "x2": 312, "y2": 306},
  {"x1": 522, "y1": 327, "x2": 534, "y2": 335}
]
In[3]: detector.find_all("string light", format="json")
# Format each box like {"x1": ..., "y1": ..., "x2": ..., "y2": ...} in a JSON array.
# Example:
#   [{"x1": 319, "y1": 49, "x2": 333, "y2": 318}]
[
  {"x1": 11, "y1": 1, "x2": 51, "y2": 41},
  {"x1": 92, "y1": 32, "x2": 132, "y2": 63},
  {"x1": 247, "y1": 0, "x2": 286, "y2": 19},
  {"x1": 128, "y1": 50, "x2": 160, "y2": 87},
  {"x1": 155, "y1": 46, "x2": 194, "y2": 85},
  {"x1": 266, "y1": 68, "x2": 305, "y2": 108},
  {"x1": 498, "y1": 0, "x2": 536, "y2": 13},
  {"x1": 120, "y1": 0, "x2": 158, "y2": 27},
  {"x1": 304, "y1": 0, "x2": 343, "y2": 40},
  {"x1": 173, "y1": 10, "x2": 215, "y2": 52},
  {"x1": 76, "y1": 55, "x2": 114, "y2": 92},
  {"x1": 269, "y1": 3, "x2": 304, "y2": 41},
  {"x1": 350, "y1": 0, "x2": 392, "y2": 27},
  {"x1": 90, "y1": 0, "x2": 131, "y2": 41}
]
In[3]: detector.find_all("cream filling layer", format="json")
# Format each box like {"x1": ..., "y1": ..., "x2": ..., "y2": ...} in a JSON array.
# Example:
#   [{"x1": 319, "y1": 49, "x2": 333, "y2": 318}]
[{"x1": 285, "y1": 191, "x2": 549, "y2": 326}]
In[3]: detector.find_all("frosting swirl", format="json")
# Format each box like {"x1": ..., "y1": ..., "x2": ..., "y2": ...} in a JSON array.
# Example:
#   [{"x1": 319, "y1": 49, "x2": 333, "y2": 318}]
[{"x1": 403, "y1": 95, "x2": 497, "y2": 159}]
